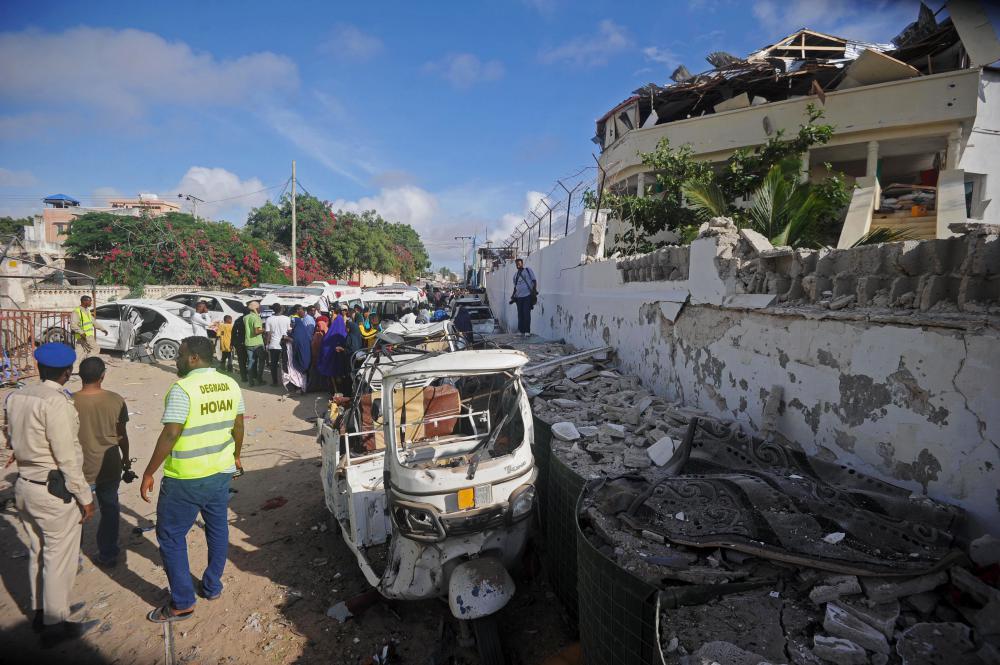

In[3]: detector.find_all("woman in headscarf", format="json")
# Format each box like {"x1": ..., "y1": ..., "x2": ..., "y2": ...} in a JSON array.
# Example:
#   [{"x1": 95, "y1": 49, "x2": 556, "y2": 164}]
[
  {"x1": 318, "y1": 309, "x2": 348, "y2": 394},
  {"x1": 344, "y1": 316, "x2": 364, "y2": 370},
  {"x1": 307, "y1": 316, "x2": 330, "y2": 392},
  {"x1": 285, "y1": 312, "x2": 313, "y2": 394}
]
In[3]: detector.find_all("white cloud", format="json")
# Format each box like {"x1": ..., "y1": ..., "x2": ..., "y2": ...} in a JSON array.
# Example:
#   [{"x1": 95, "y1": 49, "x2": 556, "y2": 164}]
[
  {"x1": 752, "y1": 0, "x2": 917, "y2": 44},
  {"x1": 643, "y1": 46, "x2": 680, "y2": 66},
  {"x1": 0, "y1": 167, "x2": 38, "y2": 187},
  {"x1": 539, "y1": 20, "x2": 630, "y2": 66},
  {"x1": 330, "y1": 185, "x2": 439, "y2": 231},
  {"x1": 489, "y1": 191, "x2": 549, "y2": 243},
  {"x1": 260, "y1": 106, "x2": 376, "y2": 186},
  {"x1": 169, "y1": 166, "x2": 272, "y2": 223},
  {"x1": 322, "y1": 23, "x2": 383, "y2": 61},
  {"x1": 422, "y1": 53, "x2": 505, "y2": 89},
  {"x1": 0, "y1": 27, "x2": 298, "y2": 118}
]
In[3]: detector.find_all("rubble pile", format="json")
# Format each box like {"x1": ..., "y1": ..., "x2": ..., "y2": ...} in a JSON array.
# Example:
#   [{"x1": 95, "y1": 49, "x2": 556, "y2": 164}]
[
  {"x1": 575, "y1": 421, "x2": 999, "y2": 665},
  {"x1": 522, "y1": 343, "x2": 725, "y2": 479}
]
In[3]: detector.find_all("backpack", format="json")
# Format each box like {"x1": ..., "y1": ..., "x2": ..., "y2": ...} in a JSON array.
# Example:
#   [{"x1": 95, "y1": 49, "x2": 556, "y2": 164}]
[{"x1": 232, "y1": 314, "x2": 247, "y2": 347}]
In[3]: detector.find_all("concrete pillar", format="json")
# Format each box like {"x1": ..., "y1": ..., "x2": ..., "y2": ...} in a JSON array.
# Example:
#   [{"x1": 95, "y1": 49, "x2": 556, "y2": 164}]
[
  {"x1": 800, "y1": 150, "x2": 810, "y2": 184},
  {"x1": 936, "y1": 169, "x2": 967, "y2": 238},
  {"x1": 637, "y1": 172, "x2": 646, "y2": 199},
  {"x1": 946, "y1": 130, "x2": 962, "y2": 169},
  {"x1": 865, "y1": 141, "x2": 879, "y2": 178},
  {"x1": 837, "y1": 176, "x2": 880, "y2": 248}
]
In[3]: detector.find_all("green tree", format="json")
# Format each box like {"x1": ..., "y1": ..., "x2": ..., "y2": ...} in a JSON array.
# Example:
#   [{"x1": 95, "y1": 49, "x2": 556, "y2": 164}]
[
  {"x1": 0, "y1": 216, "x2": 33, "y2": 239},
  {"x1": 246, "y1": 195, "x2": 431, "y2": 282},
  {"x1": 64, "y1": 211, "x2": 284, "y2": 288}
]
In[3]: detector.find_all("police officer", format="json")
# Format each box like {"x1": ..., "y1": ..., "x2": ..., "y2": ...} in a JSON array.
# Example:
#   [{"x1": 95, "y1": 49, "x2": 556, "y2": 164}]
[
  {"x1": 6, "y1": 343, "x2": 99, "y2": 646},
  {"x1": 140, "y1": 336, "x2": 245, "y2": 623},
  {"x1": 70, "y1": 295, "x2": 108, "y2": 359}
]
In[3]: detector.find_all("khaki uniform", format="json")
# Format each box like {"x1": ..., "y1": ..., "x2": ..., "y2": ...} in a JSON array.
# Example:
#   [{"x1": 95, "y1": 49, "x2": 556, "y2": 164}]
[
  {"x1": 7, "y1": 380, "x2": 92, "y2": 626},
  {"x1": 70, "y1": 306, "x2": 107, "y2": 359}
]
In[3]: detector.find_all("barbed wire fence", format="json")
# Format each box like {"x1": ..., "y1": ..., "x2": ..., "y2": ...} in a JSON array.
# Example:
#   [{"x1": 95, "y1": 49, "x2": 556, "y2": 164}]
[{"x1": 496, "y1": 164, "x2": 601, "y2": 263}]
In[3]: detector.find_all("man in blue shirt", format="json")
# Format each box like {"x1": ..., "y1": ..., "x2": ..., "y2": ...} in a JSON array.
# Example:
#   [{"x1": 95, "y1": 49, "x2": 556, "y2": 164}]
[{"x1": 510, "y1": 258, "x2": 538, "y2": 337}]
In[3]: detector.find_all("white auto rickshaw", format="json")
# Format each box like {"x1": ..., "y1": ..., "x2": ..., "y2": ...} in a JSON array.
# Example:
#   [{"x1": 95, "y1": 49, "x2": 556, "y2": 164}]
[{"x1": 318, "y1": 347, "x2": 536, "y2": 664}]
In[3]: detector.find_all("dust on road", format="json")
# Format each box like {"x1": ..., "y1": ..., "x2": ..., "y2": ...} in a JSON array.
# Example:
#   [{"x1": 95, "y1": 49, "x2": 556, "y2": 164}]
[{"x1": 0, "y1": 356, "x2": 571, "y2": 664}]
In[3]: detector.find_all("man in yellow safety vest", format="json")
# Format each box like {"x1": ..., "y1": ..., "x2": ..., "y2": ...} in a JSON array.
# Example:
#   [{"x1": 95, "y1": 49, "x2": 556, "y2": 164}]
[
  {"x1": 140, "y1": 336, "x2": 244, "y2": 623},
  {"x1": 70, "y1": 295, "x2": 107, "y2": 359}
]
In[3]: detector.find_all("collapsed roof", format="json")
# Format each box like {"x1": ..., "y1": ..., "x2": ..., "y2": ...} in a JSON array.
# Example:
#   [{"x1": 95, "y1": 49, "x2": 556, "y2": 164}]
[{"x1": 595, "y1": 3, "x2": 977, "y2": 149}]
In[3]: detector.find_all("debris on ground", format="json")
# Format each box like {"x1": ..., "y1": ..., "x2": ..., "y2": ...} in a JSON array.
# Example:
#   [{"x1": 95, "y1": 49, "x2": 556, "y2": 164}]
[{"x1": 503, "y1": 337, "x2": 997, "y2": 665}]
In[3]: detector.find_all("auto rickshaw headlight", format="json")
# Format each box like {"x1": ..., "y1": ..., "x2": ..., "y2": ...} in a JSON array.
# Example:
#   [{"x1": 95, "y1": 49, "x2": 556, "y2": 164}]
[
  {"x1": 509, "y1": 484, "x2": 535, "y2": 521},
  {"x1": 391, "y1": 502, "x2": 444, "y2": 542}
]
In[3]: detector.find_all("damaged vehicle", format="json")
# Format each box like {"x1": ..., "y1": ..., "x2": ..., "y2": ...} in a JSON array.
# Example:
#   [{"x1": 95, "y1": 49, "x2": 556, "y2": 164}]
[
  {"x1": 318, "y1": 348, "x2": 536, "y2": 664},
  {"x1": 94, "y1": 299, "x2": 198, "y2": 360}
]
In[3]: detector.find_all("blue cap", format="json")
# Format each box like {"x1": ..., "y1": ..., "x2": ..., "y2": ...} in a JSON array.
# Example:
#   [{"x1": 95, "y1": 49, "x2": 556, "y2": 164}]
[{"x1": 34, "y1": 343, "x2": 76, "y2": 368}]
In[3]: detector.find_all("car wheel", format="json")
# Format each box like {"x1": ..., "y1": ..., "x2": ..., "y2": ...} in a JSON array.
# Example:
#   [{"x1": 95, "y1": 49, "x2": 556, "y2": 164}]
[
  {"x1": 153, "y1": 340, "x2": 180, "y2": 361},
  {"x1": 44, "y1": 327, "x2": 70, "y2": 344}
]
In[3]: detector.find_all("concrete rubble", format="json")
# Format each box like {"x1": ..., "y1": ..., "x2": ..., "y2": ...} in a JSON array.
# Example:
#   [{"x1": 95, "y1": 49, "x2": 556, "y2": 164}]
[{"x1": 512, "y1": 338, "x2": 1000, "y2": 665}]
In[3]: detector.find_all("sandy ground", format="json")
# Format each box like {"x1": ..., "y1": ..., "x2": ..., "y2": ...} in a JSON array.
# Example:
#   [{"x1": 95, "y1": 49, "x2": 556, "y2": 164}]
[{"x1": 0, "y1": 354, "x2": 573, "y2": 664}]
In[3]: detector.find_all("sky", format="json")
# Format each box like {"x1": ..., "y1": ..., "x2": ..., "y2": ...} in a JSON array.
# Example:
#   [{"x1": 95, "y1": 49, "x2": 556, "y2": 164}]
[{"x1": 0, "y1": 0, "x2": 930, "y2": 269}]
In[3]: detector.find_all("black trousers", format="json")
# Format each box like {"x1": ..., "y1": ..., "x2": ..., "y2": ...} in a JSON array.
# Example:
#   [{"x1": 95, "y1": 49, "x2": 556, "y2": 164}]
[
  {"x1": 515, "y1": 296, "x2": 532, "y2": 334},
  {"x1": 268, "y1": 348, "x2": 283, "y2": 385},
  {"x1": 235, "y1": 346, "x2": 248, "y2": 382}
]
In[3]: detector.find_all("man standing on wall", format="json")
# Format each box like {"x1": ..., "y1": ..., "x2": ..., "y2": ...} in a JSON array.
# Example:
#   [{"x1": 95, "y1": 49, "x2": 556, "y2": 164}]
[
  {"x1": 510, "y1": 258, "x2": 538, "y2": 338},
  {"x1": 141, "y1": 336, "x2": 244, "y2": 623},
  {"x1": 70, "y1": 295, "x2": 108, "y2": 359}
]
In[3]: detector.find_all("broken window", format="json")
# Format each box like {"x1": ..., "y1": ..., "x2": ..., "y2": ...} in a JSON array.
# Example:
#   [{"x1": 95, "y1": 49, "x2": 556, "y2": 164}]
[{"x1": 388, "y1": 371, "x2": 525, "y2": 470}]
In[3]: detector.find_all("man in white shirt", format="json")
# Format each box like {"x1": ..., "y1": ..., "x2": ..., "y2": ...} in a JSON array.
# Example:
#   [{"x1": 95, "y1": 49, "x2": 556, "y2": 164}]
[
  {"x1": 399, "y1": 308, "x2": 417, "y2": 325},
  {"x1": 417, "y1": 306, "x2": 431, "y2": 323},
  {"x1": 263, "y1": 304, "x2": 292, "y2": 387},
  {"x1": 191, "y1": 302, "x2": 213, "y2": 338}
]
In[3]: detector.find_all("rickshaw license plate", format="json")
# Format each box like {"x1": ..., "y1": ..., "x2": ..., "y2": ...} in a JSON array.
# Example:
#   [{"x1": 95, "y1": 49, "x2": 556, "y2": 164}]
[{"x1": 457, "y1": 485, "x2": 492, "y2": 510}]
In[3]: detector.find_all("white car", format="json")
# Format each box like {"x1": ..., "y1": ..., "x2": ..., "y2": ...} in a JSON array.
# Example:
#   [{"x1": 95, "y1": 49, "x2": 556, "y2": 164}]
[
  {"x1": 361, "y1": 291, "x2": 422, "y2": 322},
  {"x1": 308, "y1": 281, "x2": 363, "y2": 303},
  {"x1": 94, "y1": 299, "x2": 199, "y2": 361},
  {"x1": 260, "y1": 285, "x2": 330, "y2": 316},
  {"x1": 166, "y1": 291, "x2": 250, "y2": 324}
]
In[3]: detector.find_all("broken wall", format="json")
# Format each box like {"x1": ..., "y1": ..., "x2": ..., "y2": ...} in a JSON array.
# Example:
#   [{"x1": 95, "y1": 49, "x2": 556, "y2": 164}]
[{"x1": 486, "y1": 220, "x2": 1000, "y2": 534}]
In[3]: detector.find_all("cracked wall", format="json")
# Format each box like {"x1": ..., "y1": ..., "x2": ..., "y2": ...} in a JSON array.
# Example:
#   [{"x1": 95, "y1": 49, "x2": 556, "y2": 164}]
[{"x1": 486, "y1": 219, "x2": 1000, "y2": 533}]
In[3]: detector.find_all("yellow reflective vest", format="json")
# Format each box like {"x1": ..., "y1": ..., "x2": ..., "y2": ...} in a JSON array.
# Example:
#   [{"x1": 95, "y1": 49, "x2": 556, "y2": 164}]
[
  {"x1": 360, "y1": 321, "x2": 378, "y2": 348},
  {"x1": 75, "y1": 306, "x2": 95, "y2": 340},
  {"x1": 163, "y1": 369, "x2": 242, "y2": 479}
]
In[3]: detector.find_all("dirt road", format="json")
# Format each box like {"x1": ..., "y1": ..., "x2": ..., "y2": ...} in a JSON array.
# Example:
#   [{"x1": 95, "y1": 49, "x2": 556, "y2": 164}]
[{"x1": 0, "y1": 356, "x2": 571, "y2": 664}]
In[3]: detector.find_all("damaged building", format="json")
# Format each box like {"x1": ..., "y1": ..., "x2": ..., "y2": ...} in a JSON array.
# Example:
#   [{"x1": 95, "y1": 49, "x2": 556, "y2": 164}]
[{"x1": 595, "y1": 1, "x2": 1000, "y2": 248}]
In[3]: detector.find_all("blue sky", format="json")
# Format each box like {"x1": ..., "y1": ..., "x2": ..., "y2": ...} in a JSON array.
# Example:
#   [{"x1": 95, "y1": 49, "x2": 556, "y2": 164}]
[{"x1": 0, "y1": 0, "x2": 927, "y2": 268}]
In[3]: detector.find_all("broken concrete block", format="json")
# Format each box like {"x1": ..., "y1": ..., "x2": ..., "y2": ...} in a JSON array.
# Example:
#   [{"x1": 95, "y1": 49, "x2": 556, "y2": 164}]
[
  {"x1": 836, "y1": 598, "x2": 899, "y2": 637},
  {"x1": 823, "y1": 603, "x2": 890, "y2": 654},
  {"x1": 564, "y1": 363, "x2": 594, "y2": 380},
  {"x1": 808, "y1": 575, "x2": 861, "y2": 604},
  {"x1": 861, "y1": 570, "x2": 948, "y2": 603},
  {"x1": 896, "y1": 623, "x2": 979, "y2": 665},
  {"x1": 692, "y1": 641, "x2": 767, "y2": 665},
  {"x1": 812, "y1": 635, "x2": 867, "y2": 665},
  {"x1": 550, "y1": 422, "x2": 581, "y2": 442},
  {"x1": 623, "y1": 448, "x2": 652, "y2": 469},
  {"x1": 822, "y1": 532, "x2": 846, "y2": 544},
  {"x1": 647, "y1": 436, "x2": 678, "y2": 466},
  {"x1": 969, "y1": 534, "x2": 1000, "y2": 567},
  {"x1": 578, "y1": 425, "x2": 598, "y2": 437},
  {"x1": 950, "y1": 566, "x2": 1000, "y2": 635},
  {"x1": 829, "y1": 294, "x2": 856, "y2": 310},
  {"x1": 599, "y1": 423, "x2": 626, "y2": 438},
  {"x1": 636, "y1": 395, "x2": 654, "y2": 414},
  {"x1": 740, "y1": 227, "x2": 774, "y2": 254},
  {"x1": 904, "y1": 592, "x2": 938, "y2": 617},
  {"x1": 550, "y1": 398, "x2": 583, "y2": 409}
]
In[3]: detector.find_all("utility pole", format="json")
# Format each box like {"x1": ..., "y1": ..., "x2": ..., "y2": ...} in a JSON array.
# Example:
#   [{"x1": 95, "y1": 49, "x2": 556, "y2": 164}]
[
  {"x1": 291, "y1": 160, "x2": 297, "y2": 286},
  {"x1": 177, "y1": 193, "x2": 205, "y2": 220},
  {"x1": 454, "y1": 235, "x2": 473, "y2": 286}
]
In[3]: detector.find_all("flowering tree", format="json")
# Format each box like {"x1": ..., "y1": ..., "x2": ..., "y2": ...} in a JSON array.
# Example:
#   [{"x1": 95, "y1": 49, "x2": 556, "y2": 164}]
[{"x1": 64, "y1": 212, "x2": 285, "y2": 288}]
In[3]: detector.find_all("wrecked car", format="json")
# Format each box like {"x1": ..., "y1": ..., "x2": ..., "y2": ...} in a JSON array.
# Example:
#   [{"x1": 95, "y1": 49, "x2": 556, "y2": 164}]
[{"x1": 319, "y1": 348, "x2": 536, "y2": 664}]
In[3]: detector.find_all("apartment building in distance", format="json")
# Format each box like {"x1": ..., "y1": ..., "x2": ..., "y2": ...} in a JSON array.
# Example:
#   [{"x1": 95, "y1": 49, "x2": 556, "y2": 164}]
[{"x1": 26, "y1": 192, "x2": 180, "y2": 251}]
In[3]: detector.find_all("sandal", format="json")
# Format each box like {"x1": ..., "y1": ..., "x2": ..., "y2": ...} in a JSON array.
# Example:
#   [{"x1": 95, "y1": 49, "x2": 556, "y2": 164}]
[
  {"x1": 197, "y1": 581, "x2": 221, "y2": 601},
  {"x1": 147, "y1": 604, "x2": 194, "y2": 623}
]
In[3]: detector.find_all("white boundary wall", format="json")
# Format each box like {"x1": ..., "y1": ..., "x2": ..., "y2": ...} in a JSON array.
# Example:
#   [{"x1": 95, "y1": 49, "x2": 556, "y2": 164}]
[{"x1": 486, "y1": 220, "x2": 1000, "y2": 535}]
